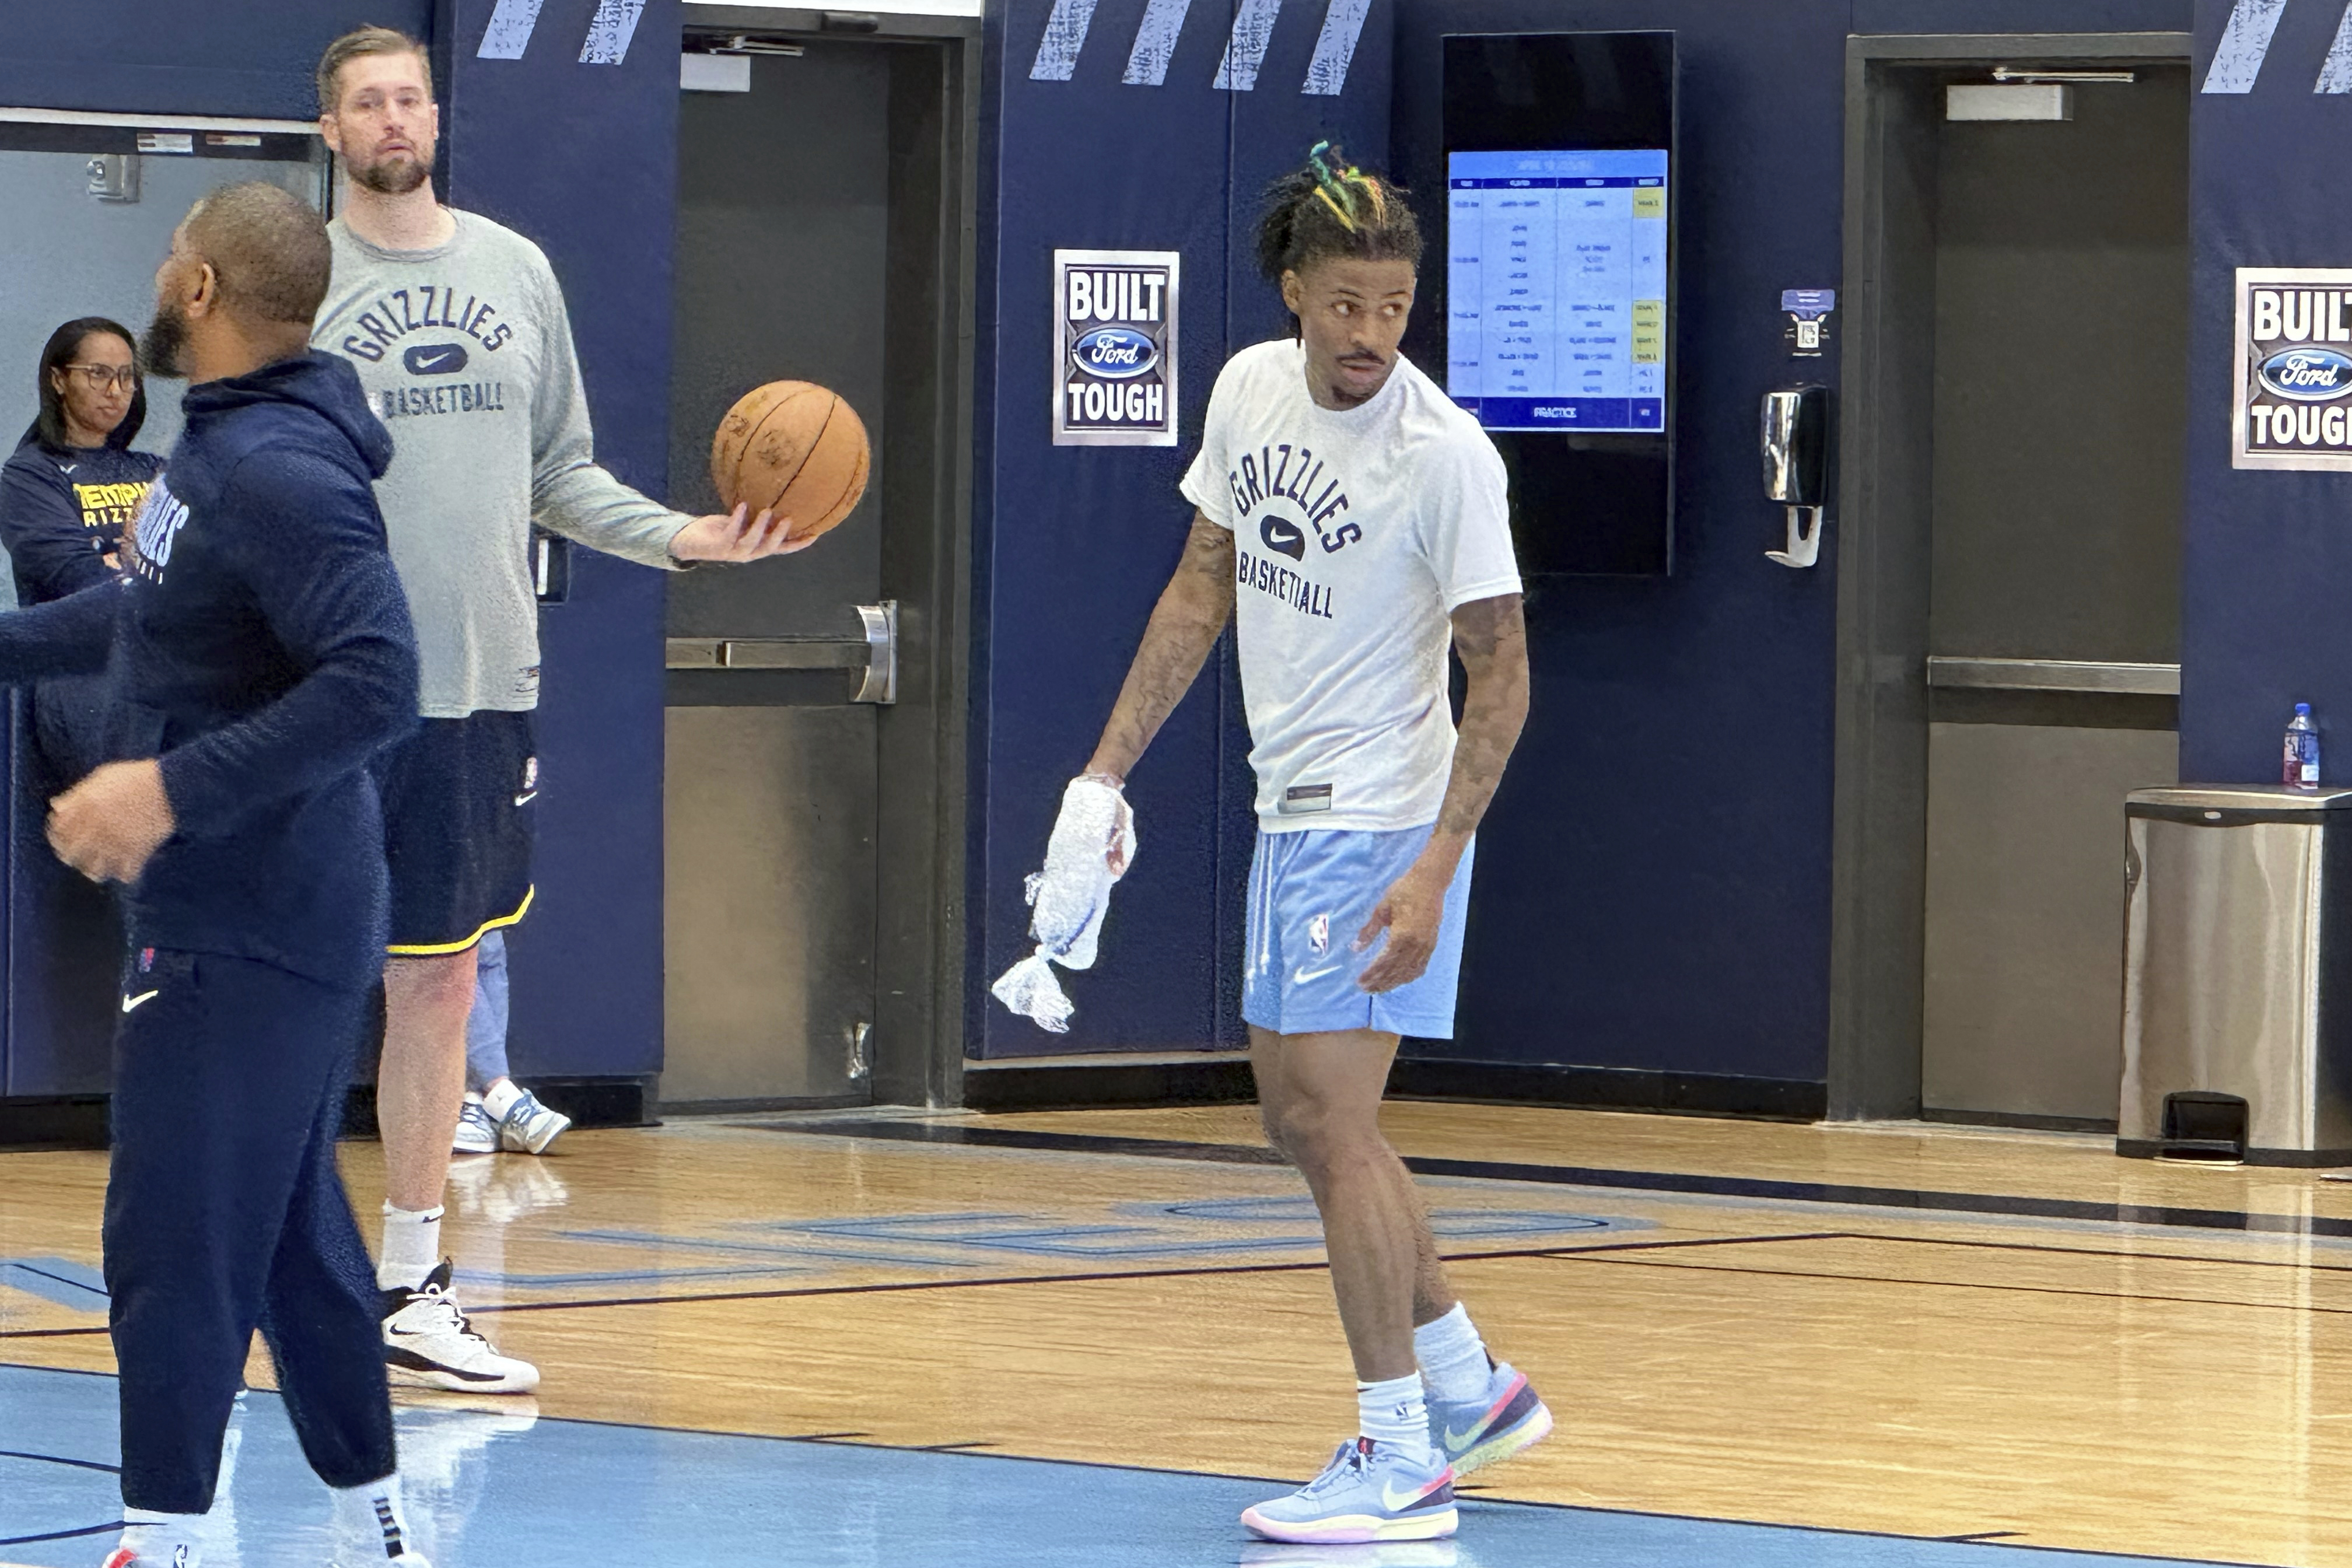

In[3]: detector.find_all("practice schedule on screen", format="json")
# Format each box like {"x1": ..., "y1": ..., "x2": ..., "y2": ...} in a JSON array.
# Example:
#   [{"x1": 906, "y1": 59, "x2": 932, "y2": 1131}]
[{"x1": 1446, "y1": 149, "x2": 1668, "y2": 434}]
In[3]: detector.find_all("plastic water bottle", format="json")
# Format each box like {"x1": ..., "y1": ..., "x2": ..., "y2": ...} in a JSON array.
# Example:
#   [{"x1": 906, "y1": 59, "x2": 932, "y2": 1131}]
[{"x1": 2286, "y1": 702, "x2": 2322, "y2": 790}]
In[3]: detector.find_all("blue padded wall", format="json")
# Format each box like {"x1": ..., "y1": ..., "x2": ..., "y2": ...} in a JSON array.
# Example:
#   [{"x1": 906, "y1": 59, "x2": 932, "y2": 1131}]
[
  {"x1": 971, "y1": 0, "x2": 1392, "y2": 1057},
  {"x1": 435, "y1": 0, "x2": 679, "y2": 1082},
  {"x1": 2180, "y1": 0, "x2": 2352, "y2": 784},
  {"x1": 967, "y1": 0, "x2": 2194, "y2": 1084},
  {"x1": 0, "y1": 2, "x2": 433, "y2": 118},
  {"x1": 1387, "y1": 0, "x2": 1849, "y2": 1086}
]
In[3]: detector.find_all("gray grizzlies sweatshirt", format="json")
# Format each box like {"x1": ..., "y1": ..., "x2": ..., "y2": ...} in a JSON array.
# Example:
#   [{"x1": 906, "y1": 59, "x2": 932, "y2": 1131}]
[{"x1": 313, "y1": 211, "x2": 690, "y2": 718}]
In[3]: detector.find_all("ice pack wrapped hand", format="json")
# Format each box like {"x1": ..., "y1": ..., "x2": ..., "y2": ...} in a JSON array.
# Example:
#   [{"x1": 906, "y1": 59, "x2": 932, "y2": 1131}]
[{"x1": 989, "y1": 776, "x2": 1136, "y2": 1032}]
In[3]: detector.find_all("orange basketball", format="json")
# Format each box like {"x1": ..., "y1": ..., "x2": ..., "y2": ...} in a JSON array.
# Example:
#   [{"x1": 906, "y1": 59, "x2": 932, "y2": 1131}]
[{"x1": 709, "y1": 380, "x2": 870, "y2": 542}]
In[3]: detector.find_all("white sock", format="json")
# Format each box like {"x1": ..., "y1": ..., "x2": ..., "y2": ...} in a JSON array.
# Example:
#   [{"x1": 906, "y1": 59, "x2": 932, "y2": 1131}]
[
  {"x1": 330, "y1": 1473, "x2": 417, "y2": 1562},
  {"x1": 377, "y1": 1203, "x2": 443, "y2": 1292},
  {"x1": 121, "y1": 1506, "x2": 206, "y2": 1564},
  {"x1": 481, "y1": 1079, "x2": 524, "y2": 1121},
  {"x1": 1413, "y1": 1302, "x2": 1493, "y2": 1405},
  {"x1": 1356, "y1": 1371, "x2": 1433, "y2": 1465}
]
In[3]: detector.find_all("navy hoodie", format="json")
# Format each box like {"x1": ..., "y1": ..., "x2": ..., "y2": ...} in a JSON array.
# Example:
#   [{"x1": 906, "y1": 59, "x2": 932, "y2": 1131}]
[{"x1": 0, "y1": 352, "x2": 419, "y2": 988}]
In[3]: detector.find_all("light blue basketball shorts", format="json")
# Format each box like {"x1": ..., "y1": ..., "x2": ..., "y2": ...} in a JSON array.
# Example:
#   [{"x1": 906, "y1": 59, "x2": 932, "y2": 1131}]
[{"x1": 1241, "y1": 825, "x2": 1475, "y2": 1040}]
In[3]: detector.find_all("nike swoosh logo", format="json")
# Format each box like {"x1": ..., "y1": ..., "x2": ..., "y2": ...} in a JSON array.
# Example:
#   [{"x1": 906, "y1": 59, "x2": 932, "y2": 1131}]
[
  {"x1": 1293, "y1": 964, "x2": 1342, "y2": 984},
  {"x1": 513, "y1": 790, "x2": 538, "y2": 807},
  {"x1": 409, "y1": 346, "x2": 467, "y2": 373},
  {"x1": 58, "y1": 464, "x2": 77, "y2": 474},
  {"x1": 121, "y1": 990, "x2": 159, "y2": 1013},
  {"x1": 1443, "y1": 1423, "x2": 1483, "y2": 1448},
  {"x1": 1381, "y1": 1481, "x2": 1441, "y2": 1511}
]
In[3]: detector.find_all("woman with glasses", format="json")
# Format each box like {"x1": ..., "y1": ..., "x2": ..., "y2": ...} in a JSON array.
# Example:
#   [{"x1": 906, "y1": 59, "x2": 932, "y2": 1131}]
[
  {"x1": 1, "y1": 316, "x2": 161, "y2": 607},
  {"x1": 1, "y1": 318, "x2": 163, "y2": 798}
]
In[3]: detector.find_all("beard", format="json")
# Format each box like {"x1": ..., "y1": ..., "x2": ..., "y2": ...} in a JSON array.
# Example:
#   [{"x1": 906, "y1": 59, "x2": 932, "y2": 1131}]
[
  {"x1": 349, "y1": 148, "x2": 431, "y2": 197},
  {"x1": 141, "y1": 299, "x2": 190, "y2": 380}
]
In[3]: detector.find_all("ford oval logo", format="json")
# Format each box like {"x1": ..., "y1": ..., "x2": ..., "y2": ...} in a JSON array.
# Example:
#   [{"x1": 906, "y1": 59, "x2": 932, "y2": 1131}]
[
  {"x1": 1073, "y1": 327, "x2": 1159, "y2": 380},
  {"x1": 2260, "y1": 346, "x2": 2352, "y2": 402}
]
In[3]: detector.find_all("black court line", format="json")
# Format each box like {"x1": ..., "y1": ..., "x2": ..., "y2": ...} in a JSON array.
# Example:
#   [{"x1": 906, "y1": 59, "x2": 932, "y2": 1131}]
[
  {"x1": 5, "y1": 1262, "x2": 104, "y2": 1300},
  {"x1": 0, "y1": 1521, "x2": 122, "y2": 1549},
  {"x1": 459, "y1": 1230, "x2": 1825, "y2": 1317},
  {"x1": 0, "y1": 1446, "x2": 118, "y2": 1474},
  {"x1": 1555, "y1": 1248, "x2": 2352, "y2": 1317},
  {"x1": 0, "y1": 1233, "x2": 1826, "y2": 1336},
  {"x1": 762, "y1": 1118, "x2": 2352, "y2": 1239},
  {"x1": 0, "y1": 1363, "x2": 2269, "y2": 1568},
  {"x1": 1853, "y1": 1231, "x2": 2352, "y2": 1275}
]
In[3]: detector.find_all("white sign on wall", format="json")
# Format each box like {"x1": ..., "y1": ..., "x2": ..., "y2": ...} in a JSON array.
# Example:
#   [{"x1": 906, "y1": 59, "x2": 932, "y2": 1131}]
[
  {"x1": 1053, "y1": 249, "x2": 1180, "y2": 447},
  {"x1": 2234, "y1": 266, "x2": 2352, "y2": 470}
]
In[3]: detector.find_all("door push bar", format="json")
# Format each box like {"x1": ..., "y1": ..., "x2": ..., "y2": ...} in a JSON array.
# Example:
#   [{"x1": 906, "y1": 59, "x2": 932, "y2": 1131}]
[
  {"x1": 1925, "y1": 657, "x2": 2180, "y2": 697},
  {"x1": 664, "y1": 601, "x2": 897, "y2": 704}
]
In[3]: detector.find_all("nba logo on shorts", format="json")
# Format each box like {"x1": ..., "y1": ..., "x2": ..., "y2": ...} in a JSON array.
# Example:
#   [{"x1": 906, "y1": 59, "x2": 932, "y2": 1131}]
[
  {"x1": 1308, "y1": 914, "x2": 1330, "y2": 956},
  {"x1": 1053, "y1": 248, "x2": 1180, "y2": 447}
]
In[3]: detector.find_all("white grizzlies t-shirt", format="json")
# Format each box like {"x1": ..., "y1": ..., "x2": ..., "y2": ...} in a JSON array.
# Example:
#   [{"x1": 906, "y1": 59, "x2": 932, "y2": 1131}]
[{"x1": 1180, "y1": 338, "x2": 1521, "y2": 833}]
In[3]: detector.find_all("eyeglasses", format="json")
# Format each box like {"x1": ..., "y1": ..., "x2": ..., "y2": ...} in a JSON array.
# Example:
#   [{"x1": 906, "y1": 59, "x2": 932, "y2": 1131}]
[{"x1": 61, "y1": 364, "x2": 138, "y2": 392}]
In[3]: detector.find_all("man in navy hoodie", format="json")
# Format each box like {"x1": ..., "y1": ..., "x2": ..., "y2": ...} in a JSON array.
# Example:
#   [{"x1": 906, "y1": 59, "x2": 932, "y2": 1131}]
[{"x1": 0, "y1": 183, "x2": 431, "y2": 1568}]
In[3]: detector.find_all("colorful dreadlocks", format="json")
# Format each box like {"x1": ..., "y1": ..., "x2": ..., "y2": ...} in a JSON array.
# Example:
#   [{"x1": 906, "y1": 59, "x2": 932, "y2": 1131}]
[{"x1": 1256, "y1": 140, "x2": 1423, "y2": 287}]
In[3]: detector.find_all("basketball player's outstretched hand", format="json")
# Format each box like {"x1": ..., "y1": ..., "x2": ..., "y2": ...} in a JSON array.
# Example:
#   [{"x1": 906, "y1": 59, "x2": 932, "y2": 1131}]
[
  {"x1": 670, "y1": 503, "x2": 817, "y2": 563},
  {"x1": 1355, "y1": 861, "x2": 1447, "y2": 993},
  {"x1": 48, "y1": 758, "x2": 176, "y2": 884}
]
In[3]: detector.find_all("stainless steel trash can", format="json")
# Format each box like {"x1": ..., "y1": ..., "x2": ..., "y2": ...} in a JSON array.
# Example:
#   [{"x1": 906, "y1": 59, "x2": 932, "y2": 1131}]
[{"x1": 2120, "y1": 785, "x2": 2352, "y2": 1165}]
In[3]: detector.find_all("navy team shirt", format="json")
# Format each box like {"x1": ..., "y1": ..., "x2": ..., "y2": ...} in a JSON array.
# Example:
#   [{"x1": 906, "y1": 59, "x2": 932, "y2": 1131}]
[{"x1": 0, "y1": 438, "x2": 162, "y2": 605}]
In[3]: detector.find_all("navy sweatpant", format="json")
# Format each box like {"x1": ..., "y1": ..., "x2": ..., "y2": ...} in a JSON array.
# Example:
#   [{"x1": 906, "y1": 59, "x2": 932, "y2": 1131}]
[{"x1": 103, "y1": 947, "x2": 397, "y2": 1513}]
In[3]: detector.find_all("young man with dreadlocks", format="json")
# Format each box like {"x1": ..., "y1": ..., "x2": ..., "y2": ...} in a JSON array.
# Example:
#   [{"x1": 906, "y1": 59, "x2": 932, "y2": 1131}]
[{"x1": 1078, "y1": 145, "x2": 1548, "y2": 1543}]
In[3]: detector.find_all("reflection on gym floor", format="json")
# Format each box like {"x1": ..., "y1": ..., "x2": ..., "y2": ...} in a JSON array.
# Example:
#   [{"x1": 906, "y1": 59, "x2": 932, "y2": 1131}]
[{"x1": 6, "y1": 1104, "x2": 2348, "y2": 1566}]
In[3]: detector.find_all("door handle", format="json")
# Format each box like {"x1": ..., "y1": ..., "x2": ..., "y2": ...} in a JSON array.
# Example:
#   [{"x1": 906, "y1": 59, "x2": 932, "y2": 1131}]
[
  {"x1": 852, "y1": 601, "x2": 896, "y2": 705},
  {"x1": 664, "y1": 601, "x2": 897, "y2": 704}
]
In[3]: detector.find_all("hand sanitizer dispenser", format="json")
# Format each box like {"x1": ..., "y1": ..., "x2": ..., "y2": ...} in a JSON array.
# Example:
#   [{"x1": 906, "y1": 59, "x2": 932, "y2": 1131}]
[{"x1": 1761, "y1": 385, "x2": 1831, "y2": 568}]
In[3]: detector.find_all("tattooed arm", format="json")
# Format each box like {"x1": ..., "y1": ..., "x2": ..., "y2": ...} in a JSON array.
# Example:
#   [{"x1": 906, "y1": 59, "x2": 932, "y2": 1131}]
[
  {"x1": 1356, "y1": 591, "x2": 1530, "y2": 992},
  {"x1": 1084, "y1": 510, "x2": 1238, "y2": 810}
]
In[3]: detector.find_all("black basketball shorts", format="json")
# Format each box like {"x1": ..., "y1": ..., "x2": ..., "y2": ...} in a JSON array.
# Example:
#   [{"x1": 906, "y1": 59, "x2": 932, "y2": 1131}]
[{"x1": 374, "y1": 710, "x2": 537, "y2": 957}]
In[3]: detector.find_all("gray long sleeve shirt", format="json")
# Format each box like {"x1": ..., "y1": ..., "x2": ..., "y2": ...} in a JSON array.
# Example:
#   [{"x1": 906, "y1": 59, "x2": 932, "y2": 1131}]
[{"x1": 314, "y1": 211, "x2": 690, "y2": 718}]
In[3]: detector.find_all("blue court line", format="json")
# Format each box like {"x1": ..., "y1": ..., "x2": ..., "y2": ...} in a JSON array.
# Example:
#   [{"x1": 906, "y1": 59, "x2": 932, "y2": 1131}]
[
  {"x1": 545, "y1": 1202, "x2": 1633, "y2": 1275},
  {"x1": 0, "y1": 1362, "x2": 2256, "y2": 1568},
  {"x1": 0, "y1": 1261, "x2": 107, "y2": 1310}
]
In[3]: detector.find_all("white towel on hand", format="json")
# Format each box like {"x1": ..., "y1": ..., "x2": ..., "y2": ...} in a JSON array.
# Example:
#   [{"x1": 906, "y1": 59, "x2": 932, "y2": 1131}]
[{"x1": 990, "y1": 776, "x2": 1136, "y2": 1032}]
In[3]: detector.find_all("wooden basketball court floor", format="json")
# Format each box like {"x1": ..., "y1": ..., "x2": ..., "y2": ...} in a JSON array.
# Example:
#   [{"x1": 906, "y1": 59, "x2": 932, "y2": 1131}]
[{"x1": 6, "y1": 1100, "x2": 2352, "y2": 1566}]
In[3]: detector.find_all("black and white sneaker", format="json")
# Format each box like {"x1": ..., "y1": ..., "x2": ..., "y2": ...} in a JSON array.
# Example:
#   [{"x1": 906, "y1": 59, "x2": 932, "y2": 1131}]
[{"x1": 380, "y1": 1261, "x2": 539, "y2": 1394}]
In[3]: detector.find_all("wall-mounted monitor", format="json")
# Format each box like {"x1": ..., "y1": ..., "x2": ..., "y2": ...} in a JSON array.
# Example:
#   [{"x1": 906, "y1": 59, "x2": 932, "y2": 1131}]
[
  {"x1": 1446, "y1": 148, "x2": 1668, "y2": 435},
  {"x1": 1413, "y1": 32, "x2": 1678, "y2": 576}
]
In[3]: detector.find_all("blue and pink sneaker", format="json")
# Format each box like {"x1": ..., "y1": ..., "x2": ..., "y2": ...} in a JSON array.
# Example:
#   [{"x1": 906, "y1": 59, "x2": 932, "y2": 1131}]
[
  {"x1": 1427, "y1": 1360, "x2": 1553, "y2": 1475},
  {"x1": 1241, "y1": 1437, "x2": 1458, "y2": 1544}
]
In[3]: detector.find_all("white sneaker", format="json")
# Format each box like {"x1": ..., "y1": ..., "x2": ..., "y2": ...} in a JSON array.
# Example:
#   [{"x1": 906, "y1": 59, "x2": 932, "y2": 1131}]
[
  {"x1": 380, "y1": 1261, "x2": 539, "y2": 1393},
  {"x1": 1241, "y1": 1438, "x2": 1458, "y2": 1544},
  {"x1": 452, "y1": 1095, "x2": 499, "y2": 1156},
  {"x1": 496, "y1": 1088, "x2": 571, "y2": 1155}
]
